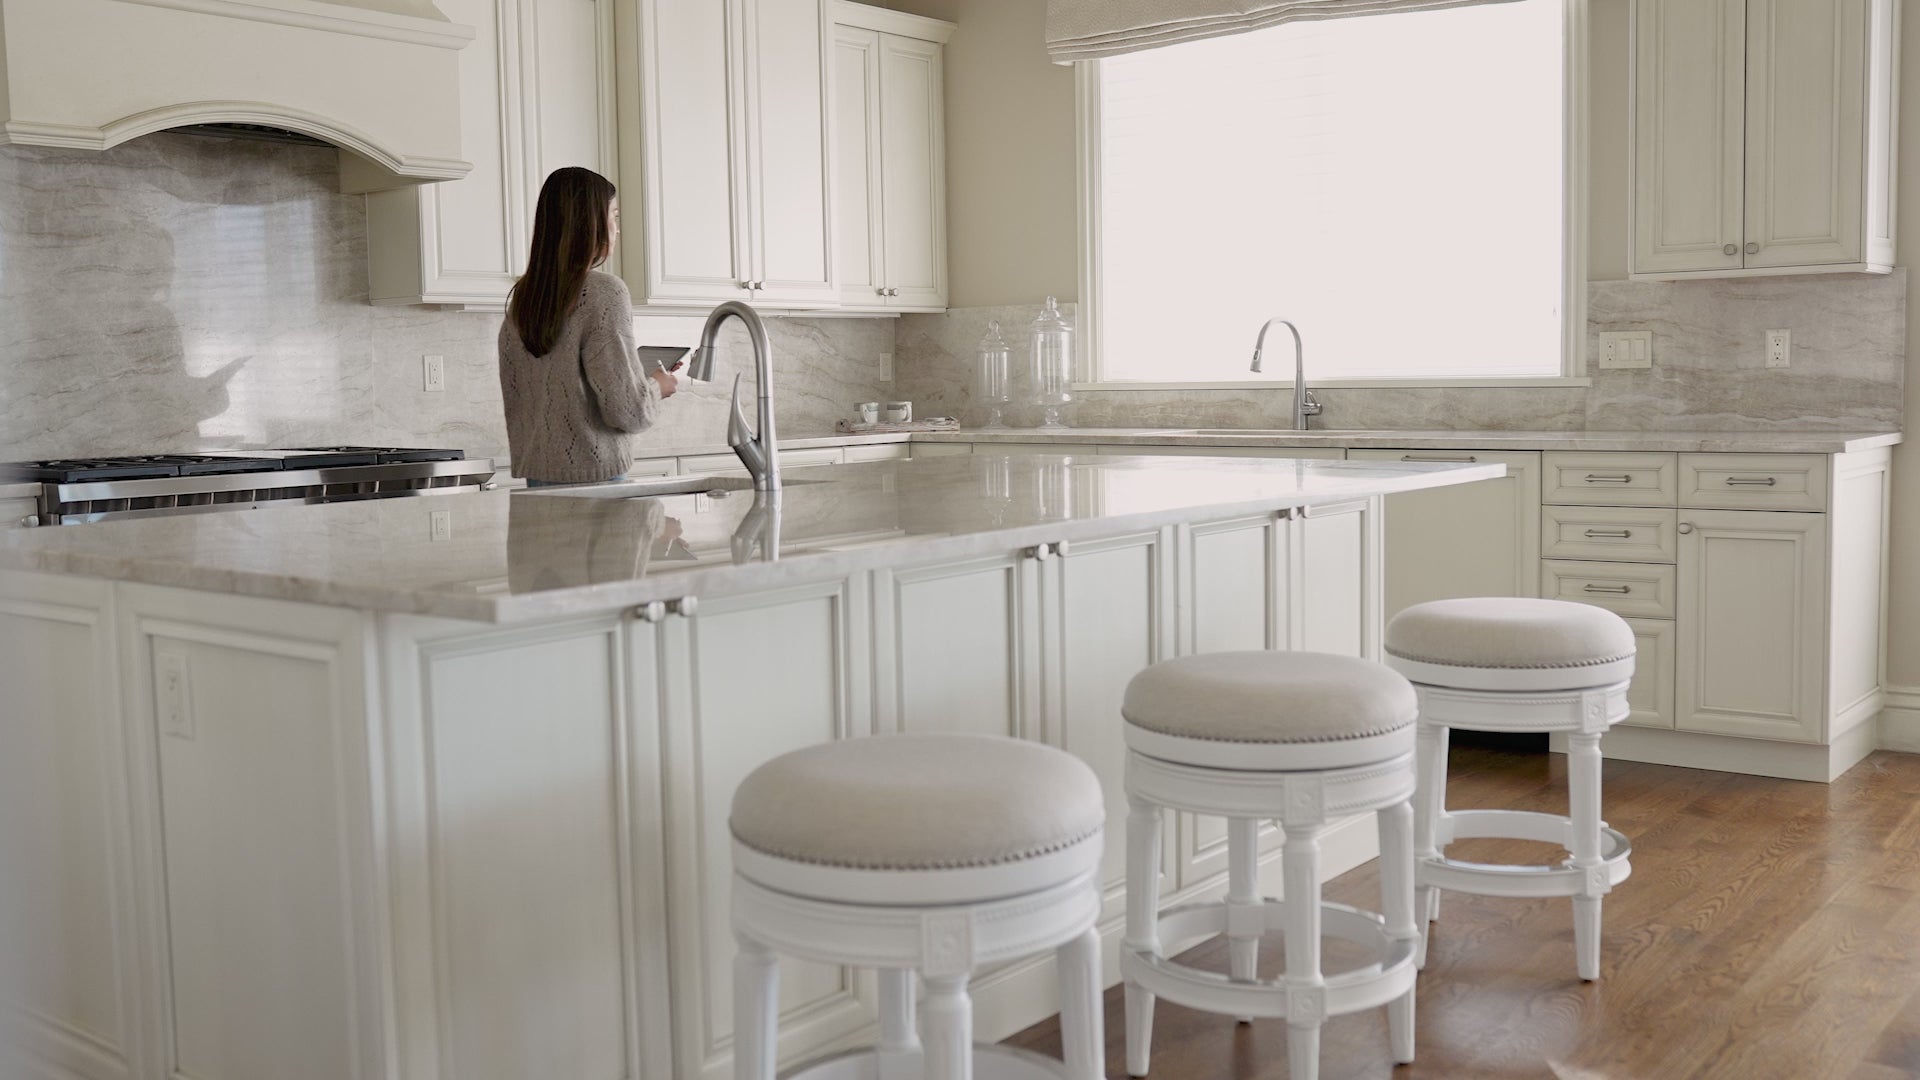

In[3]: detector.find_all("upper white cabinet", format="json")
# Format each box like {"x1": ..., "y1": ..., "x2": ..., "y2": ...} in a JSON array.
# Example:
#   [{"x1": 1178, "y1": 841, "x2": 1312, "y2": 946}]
[
  {"x1": 618, "y1": 0, "x2": 839, "y2": 309},
  {"x1": 1631, "y1": 0, "x2": 1899, "y2": 279},
  {"x1": 366, "y1": 0, "x2": 616, "y2": 308},
  {"x1": 834, "y1": 3, "x2": 952, "y2": 312}
]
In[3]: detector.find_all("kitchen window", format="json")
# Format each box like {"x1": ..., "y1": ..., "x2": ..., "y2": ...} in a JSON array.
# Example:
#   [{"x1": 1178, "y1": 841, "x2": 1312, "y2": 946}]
[{"x1": 1078, "y1": 0, "x2": 1585, "y2": 387}]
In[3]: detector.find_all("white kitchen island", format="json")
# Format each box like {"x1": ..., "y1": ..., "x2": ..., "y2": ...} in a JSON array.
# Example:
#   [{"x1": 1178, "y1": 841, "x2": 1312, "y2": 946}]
[{"x1": 0, "y1": 452, "x2": 1497, "y2": 1080}]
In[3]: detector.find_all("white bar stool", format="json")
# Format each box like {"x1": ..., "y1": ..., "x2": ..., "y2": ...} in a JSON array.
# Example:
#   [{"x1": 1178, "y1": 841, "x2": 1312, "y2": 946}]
[
  {"x1": 729, "y1": 732, "x2": 1107, "y2": 1080},
  {"x1": 1119, "y1": 651, "x2": 1421, "y2": 1080},
  {"x1": 1383, "y1": 597, "x2": 1636, "y2": 982}
]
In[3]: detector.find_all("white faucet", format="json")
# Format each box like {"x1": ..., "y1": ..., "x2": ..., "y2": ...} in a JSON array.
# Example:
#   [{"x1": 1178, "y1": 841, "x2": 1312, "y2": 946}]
[{"x1": 1249, "y1": 318, "x2": 1323, "y2": 431}]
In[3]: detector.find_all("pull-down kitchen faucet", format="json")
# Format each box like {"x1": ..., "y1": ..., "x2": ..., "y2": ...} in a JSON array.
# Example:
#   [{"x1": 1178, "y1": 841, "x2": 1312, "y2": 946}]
[
  {"x1": 1249, "y1": 318, "x2": 1323, "y2": 431},
  {"x1": 686, "y1": 301, "x2": 781, "y2": 492}
]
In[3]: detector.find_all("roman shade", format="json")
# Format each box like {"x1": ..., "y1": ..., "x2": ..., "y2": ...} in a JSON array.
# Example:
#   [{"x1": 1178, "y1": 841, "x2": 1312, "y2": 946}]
[{"x1": 1047, "y1": 0, "x2": 1524, "y2": 63}]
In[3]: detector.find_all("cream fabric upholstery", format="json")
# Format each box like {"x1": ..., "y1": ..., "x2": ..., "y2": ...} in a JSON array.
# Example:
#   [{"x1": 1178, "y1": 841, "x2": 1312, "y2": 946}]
[
  {"x1": 730, "y1": 733, "x2": 1104, "y2": 872},
  {"x1": 1122, "y1": 651, "x2": 1417, "y2": 744},
  {"x1": 1385, "y1": 597, "x2": 1636, "y2": 691}
]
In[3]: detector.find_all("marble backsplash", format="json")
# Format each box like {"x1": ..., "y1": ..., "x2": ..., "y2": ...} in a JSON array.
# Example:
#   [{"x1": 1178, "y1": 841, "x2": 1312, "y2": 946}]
[
  {"x1": 897, "y1": 274, "x2": 1907, "y2": 432},
  {"x1": 0, "y1": 134, "x2": 892, "y2": 464}
]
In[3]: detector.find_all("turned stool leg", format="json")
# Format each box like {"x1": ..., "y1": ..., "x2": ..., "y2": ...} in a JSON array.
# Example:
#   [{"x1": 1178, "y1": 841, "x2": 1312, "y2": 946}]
[
  {"x1": 1227, "y1": 816, "x2": 1262, "y2": 1023},
  {"x1": 1377, "y1": 798, "x2": 1417, "y2": 1064},
  {"x1": 1124, "y1": 793, "x2": 1163, "y2": 1077},
  {"x1": 1412, "y1": 722, "x2": 1447, "y2": 965},
  {"x1": 922, "y1": 975, "x2": 973, "y2": 1080},
  {"x1": 1568, "y1": 731, "x2": 1607, "y2": 981},
  {"x1": 875, "y1": 968, "x2": 919, "y2": 1080},
  {"x1": 732, "y1": 933, "x2": 780, "y2": 1080},
  {"x1": 1281, "y1": 824, "x2": 1327, "y2": 1080},
  {"x1": 1058, "y1": 927, "x2": 1105, "y2": 1080}
]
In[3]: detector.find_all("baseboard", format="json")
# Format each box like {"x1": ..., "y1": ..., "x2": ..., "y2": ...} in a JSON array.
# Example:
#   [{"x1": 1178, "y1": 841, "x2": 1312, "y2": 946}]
[{"x1": 1878, "y1": 686, "x2": 1920, "y2": 752}]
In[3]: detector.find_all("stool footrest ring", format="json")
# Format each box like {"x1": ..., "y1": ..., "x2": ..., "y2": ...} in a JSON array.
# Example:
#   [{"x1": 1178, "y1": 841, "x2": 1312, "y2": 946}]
[
  {"x1": 785, "y1": 1042, "x2": 1071, "y2": 1079},
  {"x1": 1122, "y1": 898, "x2": 1418, "y2": 1021},
  {"x1": 1420, "y1": 814, "x2": 1632, "y2": 901}
]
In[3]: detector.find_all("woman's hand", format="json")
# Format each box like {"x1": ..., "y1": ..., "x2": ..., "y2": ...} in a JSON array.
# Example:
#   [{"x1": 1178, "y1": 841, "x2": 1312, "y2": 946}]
[{"x1": 650, "y1": 367, "x2": 677, "y2": 399}]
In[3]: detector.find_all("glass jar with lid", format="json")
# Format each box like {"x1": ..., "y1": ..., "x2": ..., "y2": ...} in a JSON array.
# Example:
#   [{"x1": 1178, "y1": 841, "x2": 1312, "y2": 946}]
[
  {"x1": 1028, "y1": 297, "x2": 1073, "y2": 432},
  {"x1": 975, "y1": 320, "x2": 1012, "y2": 430}
]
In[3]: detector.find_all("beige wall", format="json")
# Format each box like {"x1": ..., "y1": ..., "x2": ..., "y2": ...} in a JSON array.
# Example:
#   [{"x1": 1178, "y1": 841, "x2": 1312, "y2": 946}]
[
  {"x1": 1889, "y1": 9, "x2": 1920, "y2": 691},
  {"x1": 880, "y1": 0, "x2": 1078, "y2": 306}
]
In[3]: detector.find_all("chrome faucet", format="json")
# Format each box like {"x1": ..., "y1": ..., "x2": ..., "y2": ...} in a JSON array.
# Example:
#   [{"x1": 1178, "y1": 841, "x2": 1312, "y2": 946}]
[
  {"x1": 686, "y1": 301, "x2": 781, "y2": 491},
  {"x1": 1249, "y1": 318, "x2": 1323, "y2": 431}
]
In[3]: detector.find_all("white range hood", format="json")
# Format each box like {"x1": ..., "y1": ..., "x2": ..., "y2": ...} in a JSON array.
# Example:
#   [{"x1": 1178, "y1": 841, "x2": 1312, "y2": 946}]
[{"x1": 0, "y1": 0, "x2": 474, "y2": 191}]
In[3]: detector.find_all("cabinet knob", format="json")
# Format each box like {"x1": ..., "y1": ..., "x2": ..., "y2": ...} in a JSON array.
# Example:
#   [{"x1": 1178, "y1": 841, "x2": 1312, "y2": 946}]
[
  {"x1": 670, "y1": 596, "x2": 699, "y2": 618},
  {"x1": 1724, "y1": 244, "x2": 1738, "y2": 256},
  {"x1": 1678, "y1": 522, "x2": 1695, "y2": 534},
  {"x1": 1053, "y1": 540, "x2": 1070, "y2": 558},
  {"x1": 633, "y1": 600, "x2": 667, "y2": 623},
  {"x1": 876, "y1": 287, "x2": 888, "y2": 296},
  {"x1": 888, "y1": 287, "x2": 900, "y2": 297},
  {"x1": 1027, "y1": 543, "x2": 1053, "y2": 561},
  {"x1": 1746, "y1": 243, "x2": 1759, "y2": 255}
]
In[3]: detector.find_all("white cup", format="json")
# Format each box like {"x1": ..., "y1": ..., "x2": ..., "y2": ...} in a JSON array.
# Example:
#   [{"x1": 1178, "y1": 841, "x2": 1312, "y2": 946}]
[
  {"x1": 885, "y1": 401, "x2": 912, "y2": 423},
  {"x1": 855, "y1": 401, "x2": 880, "y2": 424}
]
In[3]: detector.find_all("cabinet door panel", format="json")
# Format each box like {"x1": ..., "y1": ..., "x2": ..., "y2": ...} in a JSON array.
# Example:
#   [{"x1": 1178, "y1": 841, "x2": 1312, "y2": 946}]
[
  {"x1": 424, "y1": 629, "x2": 632, "y2": 1080},
  {"x1": 833, "y1": 26, "x2": 885, "y2": 305},
  {"x1": 664, "y1": 583, "x2": 874, "y2": 1080},
  {"x1": 0, "y1": 586, "x2": 134, "y2": 1077},
  {"x1": 529, "y1": 0, "x2": 611, "y2": 184},
  {"x1": 1349, "y1": 449, "x2": 1540, "y2": 620},
  {"x1": 1621, "y1": 617, "x2": 1677, "y2": 729},
  {"x1": 643, "y1": 0, "x2": 749, "y2": 301},
  {"x1": 1743, "y1": 0, "x2": 1866, "y2": 268},
  {"x1": 882, "y1": 554, "x2": 1037, "y2": 737},
  {"x1": 1296, "y1": 502, "x2": 1375, "y2": 660},
  {"x1": 745, "y1": 0, "x2": 836, "y2": 303},
  {"x1": 1677, "y1": 510, "x2": 1826, "y2": 741},
  {"x1": 1633, "y1": 0, "x2": 1746, "y2": 274},
  {"x1": 1054, "y1": 535, "x2": 1173, "y2": 927},
  {"x1": 879, "y1": 33, "x2": 946, "y2": 307},
  {"x1": 429, "y1": 0, "x2": 516, "y2": 284}
]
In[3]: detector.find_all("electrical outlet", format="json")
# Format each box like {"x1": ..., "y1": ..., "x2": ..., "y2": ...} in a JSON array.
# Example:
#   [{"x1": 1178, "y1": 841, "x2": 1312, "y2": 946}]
[
  {"x1": 880, "y1": 352, "x2": 895, "y2": 381},
  {"x1": 1596, "y1": 331, "x2": 1653, "y2": 370},
  {"x1": 429, "y1": 508, "x2": 452, "y2": 541},
  {"x1": 1766, "y1": 329, "x2": 1791, "y2": 369},
  {"x1": 423, "y1": 354, "x2": 446, "y2": 392},
  {"x1": 156, "y1": 644, "x2": 194, "y2": 740}
]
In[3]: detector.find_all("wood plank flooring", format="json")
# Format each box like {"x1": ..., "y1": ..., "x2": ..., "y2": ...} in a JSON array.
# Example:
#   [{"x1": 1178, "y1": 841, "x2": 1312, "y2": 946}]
[{"x1": 1003, "y1": 746, "x2": 1920, "y2": 1079}]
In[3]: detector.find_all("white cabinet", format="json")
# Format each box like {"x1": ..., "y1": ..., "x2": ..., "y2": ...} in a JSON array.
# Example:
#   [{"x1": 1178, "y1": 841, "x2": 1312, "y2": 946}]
[
  {"x1": 1631, "y1": 0, "x2": 1898, "y2": 278},
  {"x1": 621, "y1": 0, "x2": 837, "y2": 309},
  {"x1": 1675, "y1": 509, "x2": 1827, "y2": 742},
  {"x1": 834, "y1": 4, "x2": 952, "y2": 312},
  {"x1": 1347, "y1": 449, "x2": 1540, "y2": 622},
  {"x1": 367, "y1": 0, "x2": 615, "y2": 308}
]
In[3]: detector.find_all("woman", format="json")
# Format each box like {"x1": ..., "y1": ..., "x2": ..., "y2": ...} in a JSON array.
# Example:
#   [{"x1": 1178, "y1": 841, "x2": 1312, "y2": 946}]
[{"x1": 499, "y1": 167, "x2": 676, "y2": 486}]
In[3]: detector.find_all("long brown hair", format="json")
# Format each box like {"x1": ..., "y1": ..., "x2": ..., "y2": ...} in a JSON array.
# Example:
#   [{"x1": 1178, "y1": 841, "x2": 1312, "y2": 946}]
[{"x1": 508, "y1": 167, "x2": 618, "y2": 356}]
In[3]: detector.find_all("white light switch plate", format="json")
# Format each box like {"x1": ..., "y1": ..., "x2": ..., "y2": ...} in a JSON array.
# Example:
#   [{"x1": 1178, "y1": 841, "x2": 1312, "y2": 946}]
[
  {"x1": 429, "y1": 509, "x2": 452, "y2": 541},
  {"x1": 880, "y1": 352, "x2": 895, "y2": 381},
  {"x1": 1597, "y1": 331, "x2": 1653, "y2": 370},
  {"x1": 156, "y1": 643, "x2": 194, "y2": 740}
]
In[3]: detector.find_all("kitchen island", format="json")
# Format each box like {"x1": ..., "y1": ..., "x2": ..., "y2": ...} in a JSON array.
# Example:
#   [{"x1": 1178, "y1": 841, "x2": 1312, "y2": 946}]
[{"x1": 0, "y1": 452, "x2": 1496, "y2": 1080}]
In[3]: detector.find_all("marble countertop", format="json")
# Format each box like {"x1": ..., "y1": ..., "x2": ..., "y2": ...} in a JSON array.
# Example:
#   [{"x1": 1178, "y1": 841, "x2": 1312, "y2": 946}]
[
  {"x1": 912, "y1": 428, "x2": 1904, "y2": 454},
  {"x1": 0, "y1": 454, "x2": 1499, "y2": 623},
  {"x1": 0, "y1": 482, "x2": 39, "y2": 500}
]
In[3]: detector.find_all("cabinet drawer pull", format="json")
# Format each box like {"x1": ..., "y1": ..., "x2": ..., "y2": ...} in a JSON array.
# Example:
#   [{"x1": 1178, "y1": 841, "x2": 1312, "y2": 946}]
[
  {"x1": 1582, "y1": 584, "x2": 1633, "y2": 594},
  {"x1": 1583, "y1": 529, "x2": 1633, "y2": 539},
  {"x1": 1401, "y1": 454, "x2": 1477, "y2": 463},
  {"x1": 1583, "y1": 474, "x2": 1634, "y2": 484},
  {"x1": 1724, "y1": 476, "x2": 1778, "y2": 487}
]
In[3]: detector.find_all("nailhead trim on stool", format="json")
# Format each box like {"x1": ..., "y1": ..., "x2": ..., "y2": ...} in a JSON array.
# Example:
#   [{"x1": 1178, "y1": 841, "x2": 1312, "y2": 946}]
[
  {"x1": 728, "y1": 733, "x2": 1107, "y2": 1080},
  {"x1": 1119, "y1": 651, "x2": 1421, "y2": 1080},
  {"x1": 1384, "y1": 598, "x2": 1636, "y2": 983}
]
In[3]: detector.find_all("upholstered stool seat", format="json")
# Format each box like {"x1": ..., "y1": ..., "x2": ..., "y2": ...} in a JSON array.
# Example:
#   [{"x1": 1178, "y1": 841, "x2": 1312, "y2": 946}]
[
  {"x1": 729, "y1": 733, "x2": 1106, "y2": 1080},
  {"x1": 1384, "y1": 598, "x2": 1636, "y2": 983},
  {"x1": 1119, "y1": 651, "x2": 1421, "y2": 1080}
]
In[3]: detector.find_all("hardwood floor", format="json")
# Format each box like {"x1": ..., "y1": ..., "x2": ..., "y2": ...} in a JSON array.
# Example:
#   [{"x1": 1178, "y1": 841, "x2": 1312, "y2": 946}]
[{"x1": 1003, "y1": 746, "x2": 1920, "y2": 1079}]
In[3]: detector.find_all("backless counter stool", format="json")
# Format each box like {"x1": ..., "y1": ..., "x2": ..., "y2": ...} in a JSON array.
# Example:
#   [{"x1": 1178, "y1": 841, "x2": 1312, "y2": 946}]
[
  {"x1": 728, "y1": 732, "x2": 1107, "y2": 1080},
  {"x1": 1119, "y1": 651, "x2": 1421, "y2": 1080},
  {"x1": 1383, "y1": 597, "x2": 1636, "y2": 982}
]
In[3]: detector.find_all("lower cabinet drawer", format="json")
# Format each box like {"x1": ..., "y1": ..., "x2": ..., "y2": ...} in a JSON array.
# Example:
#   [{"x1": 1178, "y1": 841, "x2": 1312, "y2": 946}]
[
  {"x1": 1541, "y1": 505, "x2": 1678, "y2": 563},
  {"x1": 1540, "y1": 558, "x2": 1677, "y2": 619},
  {"x1": 910, "y1": 442, "x2": 972, "y2": 458},
  {"x1": 1679, "y1": 453, "x2": 1828, "y2": 511},
  {"x1": 1620, "y1": 617, "x2": 1676, "y2": 729},
  {"x1": 0, "y1": 495, "x2": 37, "y2": 528},
  {"x1": 625, "y1": 456, "x2": 679, "y2": 479}
]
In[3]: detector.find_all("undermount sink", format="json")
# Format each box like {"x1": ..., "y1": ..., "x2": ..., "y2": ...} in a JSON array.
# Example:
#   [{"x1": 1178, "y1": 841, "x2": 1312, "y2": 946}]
[{"x1": 525, "y1": 474, "x2": 823, "y2": 500}]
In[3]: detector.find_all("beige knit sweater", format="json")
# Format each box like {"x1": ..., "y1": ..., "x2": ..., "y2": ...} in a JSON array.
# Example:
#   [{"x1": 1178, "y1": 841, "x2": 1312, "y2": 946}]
[{"x1": 497, "y1": 271, "x2": 661, "y2": 483}]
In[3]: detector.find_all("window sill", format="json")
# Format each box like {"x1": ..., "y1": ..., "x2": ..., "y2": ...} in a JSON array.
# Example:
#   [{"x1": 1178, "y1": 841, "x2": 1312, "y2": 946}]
[{"x1": 1071, "y1": 376, "x2": 1594, "y2": 392}]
